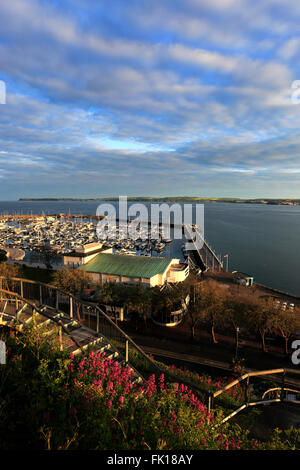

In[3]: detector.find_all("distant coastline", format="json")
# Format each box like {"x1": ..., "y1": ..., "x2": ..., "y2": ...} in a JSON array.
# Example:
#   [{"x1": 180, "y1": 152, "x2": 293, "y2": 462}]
[{"x1": 18, "y1": 197, "x2": 300, "y2": 205}]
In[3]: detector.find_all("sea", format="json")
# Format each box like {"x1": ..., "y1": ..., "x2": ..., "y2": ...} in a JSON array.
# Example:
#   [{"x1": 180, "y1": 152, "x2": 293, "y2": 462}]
[{"x1": 1, "y1": 200, "x2": 300, "y2": 297}]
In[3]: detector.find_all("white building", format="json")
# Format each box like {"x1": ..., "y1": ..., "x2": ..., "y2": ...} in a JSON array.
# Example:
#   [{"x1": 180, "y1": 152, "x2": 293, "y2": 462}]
[
  {"x1": 78, "y1": 252, "x2": 189, "y2": 287},
  {"x1": 63, "y1": 242, "x2": 113, "y2": 267}
]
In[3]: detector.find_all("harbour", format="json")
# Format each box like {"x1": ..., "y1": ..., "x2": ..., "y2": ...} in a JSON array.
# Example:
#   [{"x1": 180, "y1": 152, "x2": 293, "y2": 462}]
[
  {"x1": 0, "y1": 200, "x2": 300, "y2": 296},
  {"x1": 0, "y1": 213, "x2": 194, "y2": 271}
]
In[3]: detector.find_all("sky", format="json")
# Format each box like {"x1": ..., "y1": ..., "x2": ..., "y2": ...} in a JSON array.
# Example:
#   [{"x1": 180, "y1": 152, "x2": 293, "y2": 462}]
[{"x1": 1, "y1": 0, "x2": 300, "y2": 199}]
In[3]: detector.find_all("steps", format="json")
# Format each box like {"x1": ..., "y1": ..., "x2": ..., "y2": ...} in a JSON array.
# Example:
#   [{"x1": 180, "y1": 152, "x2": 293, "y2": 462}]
[{"x1": 0, "y1": 295, "x2": 145, "y2": 386}]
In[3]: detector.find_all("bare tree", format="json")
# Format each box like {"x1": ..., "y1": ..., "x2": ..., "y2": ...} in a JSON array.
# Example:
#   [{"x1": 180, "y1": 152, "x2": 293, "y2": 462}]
[
  {"x1": 247, "y1": 297, "x2": 277, "y2": 353},
  {"x1": 186, "y1": 279, "x2": 228, "y2": 343},
  {"x1": 273, "y1": 308, "x2": 300, "y2": 355}
]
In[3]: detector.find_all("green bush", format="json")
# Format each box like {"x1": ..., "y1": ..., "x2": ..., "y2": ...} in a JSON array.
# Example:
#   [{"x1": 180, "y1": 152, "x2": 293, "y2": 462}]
[{"x1": 0, "y1": 326, "x2": 298, "y2": 450}]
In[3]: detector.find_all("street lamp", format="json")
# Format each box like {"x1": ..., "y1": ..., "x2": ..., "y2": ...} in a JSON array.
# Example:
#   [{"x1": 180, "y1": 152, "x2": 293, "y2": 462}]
[
  {"x1": 235, "y1": 326, "x2": 240, "y2": 359},
  {"x1": 224, "y1": 254, "x2": 229, "y2": 272}
]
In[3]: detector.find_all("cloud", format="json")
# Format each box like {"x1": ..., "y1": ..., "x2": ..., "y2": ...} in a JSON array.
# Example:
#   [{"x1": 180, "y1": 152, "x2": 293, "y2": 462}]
[{"x1": 0, "y1": 0, "x2": 300, "y2": 198}]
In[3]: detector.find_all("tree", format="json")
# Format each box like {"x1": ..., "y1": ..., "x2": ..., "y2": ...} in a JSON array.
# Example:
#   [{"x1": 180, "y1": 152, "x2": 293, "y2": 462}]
[
  {"x1": 273, "y1": 308, "x2": 300, "y2": 355},
  {"x1": 99, "y1": 282, "x2": 127, "y2": 325},
  {"x1": 43, "y1": 249, "x2": 54, "y2": 270},
  {"x1": 128, "y1": 283, "x2": 152, "y2": 328},
  {"x1": 185, "y1": 281, "x2": 204, "y2": 340},
  {"x1": 197, "y1": 280, "x2": 229, "y2": 344},
  {"x1": 248, "y1": 297, "x2": 277, "y2": 353},
  {"x1": 0, "y1": 262, "x2": 21, "y2": 290},
  {"x1": 52, "y1": 268, "x2": 88, "y2": 296},
  {"x1": 223, "y1": 293, "x2": 254, "y2": 352}
]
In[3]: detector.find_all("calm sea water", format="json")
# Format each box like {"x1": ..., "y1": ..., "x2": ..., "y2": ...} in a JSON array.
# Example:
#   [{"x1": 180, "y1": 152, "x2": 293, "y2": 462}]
[{"x1": 1, "y1": 200, "x2": 300, "y2": 296}]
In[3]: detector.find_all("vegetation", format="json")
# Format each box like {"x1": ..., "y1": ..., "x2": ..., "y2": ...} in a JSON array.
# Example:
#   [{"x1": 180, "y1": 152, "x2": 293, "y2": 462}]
[
  {"x1": 110, "y1": 338, "x2": 245, "y2": 412},
  {"x1": 52, "y1": 268, "x2": 89, "y2": 295},
  {"x1": 49, "y1": 270, "x2": 300, "y2": 357},
  {"x1": 2, "y1": 324, "x2": 300, "y2": 450},
  {"x1": 0, "y1": 262, "x2": 21, "y2": 290},
  {"x1": 184, "y1": 278, "x2": 300, "y2": 355},
  {"x1": 0, "y1": 262, "x2": 55, "y2": 285},
  {"x1": 0, "y1": 262, "x2": 299, "y2": 358},
  {"x1": 19, "y1": 265, "x2": 54, "y2": 284},
  {"x1": 18, "y1": 197, "x2": 300, "y2": 205}
]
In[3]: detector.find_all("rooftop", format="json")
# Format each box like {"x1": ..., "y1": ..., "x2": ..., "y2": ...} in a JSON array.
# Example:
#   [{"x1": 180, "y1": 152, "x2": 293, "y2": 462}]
[
  {"x1": 78, "y1": 253, "x2": 174, "y2": 279},
  {"x1": 77, "y1": 242, "x2": 103, "y2": 253}
]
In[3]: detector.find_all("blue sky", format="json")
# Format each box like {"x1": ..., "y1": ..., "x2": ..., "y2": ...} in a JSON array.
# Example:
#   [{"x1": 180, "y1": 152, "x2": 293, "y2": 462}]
[{"x1": 1, "y1": 0, "x2": 300, "y2": 199}]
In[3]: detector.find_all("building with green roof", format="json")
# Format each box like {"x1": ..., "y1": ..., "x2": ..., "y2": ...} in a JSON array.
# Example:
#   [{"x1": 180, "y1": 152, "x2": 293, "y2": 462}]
[{"x1": 78, "y1": 252, "x2": 189, "y2": 287}]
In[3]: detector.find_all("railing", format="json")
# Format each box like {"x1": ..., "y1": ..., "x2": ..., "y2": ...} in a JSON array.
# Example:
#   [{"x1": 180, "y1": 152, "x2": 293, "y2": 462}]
[
  {"x1": 208, "y1": 368, "x2": 300, "y2": 423},
  {"x1": 3, "y1": 277, "x2": 300, "y2": 424},
  {"x1": 184, "y1": 225, "x2": 223, "y2": 271},
  {"x1": 0, "y1": 276, "x2": 211, "y2": 402},
  {"x1": 0, "y1": 288, "x2": 84, "y2": 353}
]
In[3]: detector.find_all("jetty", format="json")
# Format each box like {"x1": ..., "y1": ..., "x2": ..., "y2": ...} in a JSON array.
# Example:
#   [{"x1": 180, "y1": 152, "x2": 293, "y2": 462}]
[{"x1": 184, "y1": 224, "x2": 223, "y2": 272}]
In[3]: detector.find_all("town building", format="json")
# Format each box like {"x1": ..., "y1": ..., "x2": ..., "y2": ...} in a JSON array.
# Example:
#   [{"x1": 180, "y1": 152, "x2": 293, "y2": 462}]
[
  {"x1": 63, "y1": 242, "x2": 112, "y2": 267},
  {"x1": 78, "y1": 252, "x2": 189, "y2": 287}
]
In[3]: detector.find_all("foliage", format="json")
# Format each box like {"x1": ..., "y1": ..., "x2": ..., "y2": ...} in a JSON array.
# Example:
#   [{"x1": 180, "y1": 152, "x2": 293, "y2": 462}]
[
  {"x1": 186, "y1": 279, "x2": 229, "y2": 343},
  {"x1": 111, "y1": 338, "x2": 245, "y2": 411},
  {"x1": 19, "y1": 265, "x2": 54, "y2": 284},
  {"x1": 272, "y1": 309, "x2": 300, "y2": 354},
  {"x1": 52, "y1": 267, "x2": 89, "y2": 295},
  {"x1": 267, "y1": 427, "x2": 300, "y2": 450},
  {"x1": 0, "y1": 326, "x2": 262, "y2": 450},
  {"x1": 0, "y1": 262, "x2": 21, "y2": 290},
  {"x1": 1, "y1": 325, "x2": 299, "y2": 450}
]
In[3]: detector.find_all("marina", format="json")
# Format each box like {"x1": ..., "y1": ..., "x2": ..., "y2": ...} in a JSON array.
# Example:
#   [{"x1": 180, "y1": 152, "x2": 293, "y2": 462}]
[
  {"x1": 0, "y1": 212, "x2": 223, "y2": 276},
  {"x1": 1, "y1": 200, "x2": 300, "y2": 296},
  {"x1": 0, "y1": 214, "x2": 192, "y2": 269}
]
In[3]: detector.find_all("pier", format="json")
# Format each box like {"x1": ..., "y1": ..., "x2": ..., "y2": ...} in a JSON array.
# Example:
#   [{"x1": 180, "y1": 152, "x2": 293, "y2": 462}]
[{"x1": 184, "y1": 225, "x2": 223, "y2": 272}]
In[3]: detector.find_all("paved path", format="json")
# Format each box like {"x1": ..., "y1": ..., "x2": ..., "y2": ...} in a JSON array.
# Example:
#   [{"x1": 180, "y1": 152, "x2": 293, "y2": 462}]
[{"x1": 142, "y1": 344, "x2": 232, "y2": 371}]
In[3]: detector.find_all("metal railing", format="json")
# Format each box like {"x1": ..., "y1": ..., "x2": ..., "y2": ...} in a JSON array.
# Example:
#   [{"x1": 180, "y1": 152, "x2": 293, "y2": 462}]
[
  {"x1": 208, "y1": 368, "x2": 300, "y2": 423},
  {"x1": 3, "y1": 277, "x2": 300, "y2": 424},
  {"x1": 0, "y1": 276, "x2": 211, "y2": 401},
  {"x1": 0, "y1": 288, "x2": 84, "y2": 352}
]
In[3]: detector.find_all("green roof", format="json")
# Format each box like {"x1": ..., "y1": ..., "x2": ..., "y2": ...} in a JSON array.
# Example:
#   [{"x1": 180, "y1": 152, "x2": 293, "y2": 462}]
[{"x1": 79, "y1": 253, "x2": 173, "y2": 279}]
